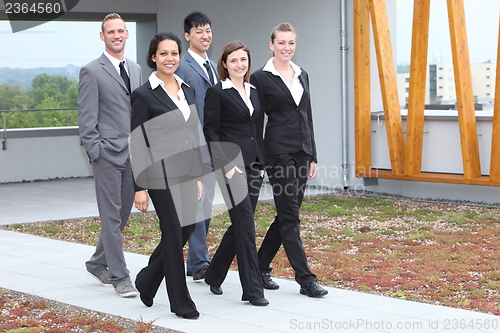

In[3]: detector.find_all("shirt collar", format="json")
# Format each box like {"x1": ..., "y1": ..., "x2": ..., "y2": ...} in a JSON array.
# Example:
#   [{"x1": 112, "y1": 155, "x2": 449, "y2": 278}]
[
  {"x1": 103, "y1": 50, "x2": 124, "y2": 70},
  {"x1": 263, "y1": 57, "x2": 302, "y2": 77},
  {"x1": 148, "y1": 72, "x2": 189, "y2": 90},
  {"x1": 221, "y1": 78, "x2": 255, "y2": 90},
  {"x1": 188, "y1": 48, "x2": 210, "y2": 67}
]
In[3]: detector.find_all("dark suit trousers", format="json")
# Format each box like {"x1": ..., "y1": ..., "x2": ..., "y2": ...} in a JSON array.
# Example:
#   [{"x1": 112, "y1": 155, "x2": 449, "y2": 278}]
[
  {"x1": 135, "y1": 180, "x2": 197, "y2": 316},
  {"x1": 257, "y1": 151, "x2": 316, "y2": 287},
  {"x1": 205, "y1": 163, "x2": 264, "y2": 301},
  {"x1": 86, "y1": 157, "x2": 134, "y2": 285}
]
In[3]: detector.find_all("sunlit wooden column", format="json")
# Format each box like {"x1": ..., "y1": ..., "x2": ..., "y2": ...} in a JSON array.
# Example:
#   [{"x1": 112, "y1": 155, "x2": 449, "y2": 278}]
[
  {"x1": 489, "y1": 19, "x2": 500, "y2": 181},
  {"x1": 354, "y1": 0, "x2": 372, "y2": 175},
  {"x1": 447, "y1": 0, "x2": 481, "y2": 179},
  {"x1": 404, "y1": 0, "x2": 430, "y2": 176},
  {"x1": 369, "y1": 0, "x2": 405, "y2": 175}
]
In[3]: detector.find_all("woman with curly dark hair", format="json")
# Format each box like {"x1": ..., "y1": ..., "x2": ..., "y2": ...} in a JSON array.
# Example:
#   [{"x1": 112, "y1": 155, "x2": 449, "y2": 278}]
[{"x1": 130, "y1": 32, "x2": 203, "y2": 320}]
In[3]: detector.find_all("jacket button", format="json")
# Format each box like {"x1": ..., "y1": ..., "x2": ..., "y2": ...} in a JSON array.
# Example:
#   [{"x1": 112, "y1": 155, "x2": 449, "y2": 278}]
[
  {"x1": 250, "y1": 137, "x2": 254, "y2": 141},
  {"x1": 296, "y1": 108, "x2": 299, "y2": 112},
  {"x1": 184, "y1": 140, "x2": 188, "y2": 144}
]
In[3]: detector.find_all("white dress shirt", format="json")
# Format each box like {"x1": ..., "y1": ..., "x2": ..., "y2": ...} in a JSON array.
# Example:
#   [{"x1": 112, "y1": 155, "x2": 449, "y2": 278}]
[
  {"x1": 148, "y1": 72, "x2": 191, "y2": 121},
  {"x1": 188, "y1": 48, "x2": 216, "y2": 83},
  {"x1": 263, "y1": 57, "x2": 304, "y2": 106},
  {"x1": 221, "y1": 79, "x2": 255, "y2": 115},
  {"x1": 103, "y1": 50, "x2": 128, "y2": 76}
]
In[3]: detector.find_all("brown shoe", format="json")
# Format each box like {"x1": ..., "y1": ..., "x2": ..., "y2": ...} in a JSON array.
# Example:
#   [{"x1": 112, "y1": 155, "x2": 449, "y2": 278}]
[{"x1": 193, "y1": 265, "x2": 208, "y2": 281}]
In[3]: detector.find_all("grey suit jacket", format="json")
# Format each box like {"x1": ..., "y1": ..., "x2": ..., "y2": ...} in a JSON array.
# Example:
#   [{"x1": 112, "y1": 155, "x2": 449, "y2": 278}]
[
  {"x1": 175, "y1": 52, "x2": 219, "y2": 124},
  {"x1": 78, "y1": 53, "x2": 142, "y2": 165}
]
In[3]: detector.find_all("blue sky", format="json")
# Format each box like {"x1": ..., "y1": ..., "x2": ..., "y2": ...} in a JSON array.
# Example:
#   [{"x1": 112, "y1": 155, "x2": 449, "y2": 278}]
[
  {"x1": 396, "y1": 0, "x2": 499, "y2": 64},
  {"x1": 0, "y1": 20, "x2": 137, "y2": 68},
  {"x1": 0, "y1": 0, "x2": 498, "y2": 68}
]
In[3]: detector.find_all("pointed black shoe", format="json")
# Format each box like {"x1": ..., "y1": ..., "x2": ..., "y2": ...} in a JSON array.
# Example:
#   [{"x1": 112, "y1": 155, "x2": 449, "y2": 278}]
[
  {"x1": 177, "y1": 310, "x2": 199, "y2": 319},
  {"x1": 300, "y1": 281, "x2": 328, "y2": 297},
  {"x1": 209, "y1": 285, "x2": 223, "y2": 295},
  {"x1": 140, "y1": 294, "x2": 153, "y2": 307},
  {"x1": 249, "y1": 297, "x2": 269, "y2": 306},
  {"x1": 261, "y1": 272, "x2": 279, "y2": 290}
]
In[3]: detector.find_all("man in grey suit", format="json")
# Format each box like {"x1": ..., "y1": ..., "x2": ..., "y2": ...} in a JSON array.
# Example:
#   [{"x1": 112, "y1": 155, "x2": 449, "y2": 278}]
[
  {"x1": 176, "y1": 11, "x2": 219, "y2": 281},
  {"x1": 78, "y1": 13, "x2": 142, "y2": 298}
]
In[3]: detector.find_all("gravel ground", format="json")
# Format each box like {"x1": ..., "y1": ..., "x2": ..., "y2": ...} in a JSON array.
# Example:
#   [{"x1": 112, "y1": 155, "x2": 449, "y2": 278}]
[{"x1": 0, "y1": 287, "x2": 180, "y2": 333}]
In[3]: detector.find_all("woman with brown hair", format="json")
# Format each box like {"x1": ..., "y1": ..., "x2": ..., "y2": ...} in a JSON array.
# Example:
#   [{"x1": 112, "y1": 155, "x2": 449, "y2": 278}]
[{"x1": 203, "y1": 41, "x2": 268, "y2": 306}]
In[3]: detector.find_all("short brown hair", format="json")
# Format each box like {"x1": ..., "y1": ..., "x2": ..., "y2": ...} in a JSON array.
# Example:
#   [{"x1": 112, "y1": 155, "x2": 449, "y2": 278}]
[
  {"x1": 217, "y1": 41, "x2": 251, "y2": 82},
  {"x1": 101, "y1": 13, "x2": 125, "y2": 32}
]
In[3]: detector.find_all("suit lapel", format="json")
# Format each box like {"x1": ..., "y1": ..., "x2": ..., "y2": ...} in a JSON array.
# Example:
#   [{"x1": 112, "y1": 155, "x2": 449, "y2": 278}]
[
  {"x1": 267, "y1": 71, "x2": 294, "y2": 102},
  {"x1": 99, "y1": 54, "x2": 129, "y2": 93},
  {"x1": 297, "y1": 74, "x2": 309, "y2": 107},
  {"x1": 185, "y1": 53, "x2": 212, "y2": 85},
  {"x1": 149, "y1": 82, "x2": 195, "y2": 123},
  {"x1": 225, "y1": 88, "x2": 251, "y2": 118},
  {"x1": 126, "y1": 57, "x2": 141, "y2": 90},
  {"x1": 249, "y1": 88, "x2": 260, "y2": 119}
]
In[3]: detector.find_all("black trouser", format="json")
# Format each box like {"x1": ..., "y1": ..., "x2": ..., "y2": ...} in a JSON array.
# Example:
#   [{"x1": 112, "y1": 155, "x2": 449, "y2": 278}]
[
  {"x1": 257, "y1": 151, "x2": 316, "y2": 287},
  {"x1": 135, "y1": 178, "x2": 197, "y2": 316},
  {"x1": 205, "y1": 162, "x2": 265, "y2": 301}
]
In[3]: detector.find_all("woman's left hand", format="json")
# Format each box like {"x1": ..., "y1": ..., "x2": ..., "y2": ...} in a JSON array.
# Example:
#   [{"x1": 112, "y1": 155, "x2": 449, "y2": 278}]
[
  {"x1": 308, "y1": 161, "x2": 318, "y2": 180},
  {"x1": 197, "y1": 181, "x2": 203, "y2": 200}
]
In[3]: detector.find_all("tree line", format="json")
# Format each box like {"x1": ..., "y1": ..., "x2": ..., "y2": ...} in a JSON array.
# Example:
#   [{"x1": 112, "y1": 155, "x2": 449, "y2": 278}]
[{"x1": 0, "y1": 73, "x2": 78, "y2": 129}]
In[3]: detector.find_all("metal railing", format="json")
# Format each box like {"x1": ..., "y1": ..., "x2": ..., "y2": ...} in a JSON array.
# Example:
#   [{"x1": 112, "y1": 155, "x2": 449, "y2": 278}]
[{"x1": 1, "y1": 108, "x2": 77, "y2": 150}]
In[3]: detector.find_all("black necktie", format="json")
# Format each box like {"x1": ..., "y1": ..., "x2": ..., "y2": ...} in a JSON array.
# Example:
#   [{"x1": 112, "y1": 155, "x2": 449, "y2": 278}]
[
  {"x1": 119, "y1": 61, "x2": 131, "y2": 92},
  {"x1": 203, "y1": 61, "x2": 215, "y2": 85}
]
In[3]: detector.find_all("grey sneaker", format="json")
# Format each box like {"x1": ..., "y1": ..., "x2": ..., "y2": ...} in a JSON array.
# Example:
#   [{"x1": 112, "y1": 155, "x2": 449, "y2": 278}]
[
  {"x1": 87, "y1": 269, "x2": 112, "y2": 287},
  {"x1": 114, "y1": 281, "x2": 138, "y2": 298}
]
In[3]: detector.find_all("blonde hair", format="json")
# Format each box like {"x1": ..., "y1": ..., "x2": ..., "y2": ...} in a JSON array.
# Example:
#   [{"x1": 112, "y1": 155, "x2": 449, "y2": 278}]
[
  {"x1": 270, "y1": 22, "x2": 296, "y2": 43},
  {"x1": 101, "y1": 13, "x2": 125, "y2": 32}
]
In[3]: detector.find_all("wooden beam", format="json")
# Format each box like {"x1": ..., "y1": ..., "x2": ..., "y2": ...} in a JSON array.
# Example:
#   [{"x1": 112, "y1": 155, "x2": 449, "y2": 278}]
[
  {"x1": 489, "y1": 19, "x2": 500, "y2": 181},
  {"x1": 354, "y1": 0, "x2": 372, "y2": 174},
  {"x1": 357, "y1": 169, "x2": 499, "y2": 187},
  {"x1": 369, "y1": 0, "x2": 405, "y2": 175},
  {"x1": 447, "y1": 0, "x2": 481, "y2": 179},
  {"x1": 404, "y1": 0, "x2": 431, "y2": 176}
]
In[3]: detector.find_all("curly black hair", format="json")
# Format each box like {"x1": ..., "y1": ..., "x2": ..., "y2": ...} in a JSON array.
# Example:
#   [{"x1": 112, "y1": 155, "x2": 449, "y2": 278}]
[{"x1": 146, "y1": 32, "x2": 182, "y2": 70}]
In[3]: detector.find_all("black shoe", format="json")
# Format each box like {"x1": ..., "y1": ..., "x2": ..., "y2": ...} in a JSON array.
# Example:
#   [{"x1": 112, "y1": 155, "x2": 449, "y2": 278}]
[
  {"x1": 140, "y1": 294, "x2": 153, "y2": 307},
  {"x1": 193, "y1": 265, "x2": 208, "y2": 281},
  {"x1": 249, "y1": 297, "x2": 269, "y2": 306},
  {"x1": 300, "y1": 281, "x2": 328, "y2": 297},
  {"x1": 261, "y1": 272, "x2": 279, "y2": 290},
  {"x1": 178, "y1": 310, "x2": 199, "y2": 319},
  {"x1": 209, "y1": 285, "x2": 223, "y2": 295}
]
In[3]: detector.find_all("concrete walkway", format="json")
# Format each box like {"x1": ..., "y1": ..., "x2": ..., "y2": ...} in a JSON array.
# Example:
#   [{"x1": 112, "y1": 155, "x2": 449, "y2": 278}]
[{"x1": 0, "y1": 178, "x2": 498, "y2": 332}]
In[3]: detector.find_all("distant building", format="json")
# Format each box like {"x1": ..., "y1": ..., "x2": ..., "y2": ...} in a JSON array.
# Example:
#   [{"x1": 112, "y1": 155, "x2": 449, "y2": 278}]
[{"x1": 397, "y1": 62, "x2": 496, "y2": 110}]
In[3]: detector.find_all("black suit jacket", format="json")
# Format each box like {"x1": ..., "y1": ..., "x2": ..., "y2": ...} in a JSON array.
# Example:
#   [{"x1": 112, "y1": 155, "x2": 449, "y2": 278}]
[
  {"x1": 130, "y1": 80, "x2": 204, "y2": 191},
  {"x1": 250, "y1": 67, "x2": 317, "y2": 163},
  {"x1": 204, "y1": 81, "x2": 265, "y2": 172}
]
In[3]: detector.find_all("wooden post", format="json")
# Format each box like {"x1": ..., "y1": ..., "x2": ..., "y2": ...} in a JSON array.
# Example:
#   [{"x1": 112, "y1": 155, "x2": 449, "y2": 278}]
[
  {"x1": 370, "y1": 0, "x2": 405, "y2": 175},
  {"x1": 354, "y1": 0, "x2": 372, "y2": 175},
  {"x1": 447, "y1": 0, "x2": 481, "y2": 179},
  {"x1": 404, "y1": 0, "x2": 431, "y2": 176},
  {"x1": 489, "y1": 19, "x2": 500, "y2": 181}
]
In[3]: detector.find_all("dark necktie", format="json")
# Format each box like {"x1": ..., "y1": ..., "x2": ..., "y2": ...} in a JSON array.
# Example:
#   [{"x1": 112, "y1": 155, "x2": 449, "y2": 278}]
[
  {"x1": 119, "y1": 61, "x2": 131, "y2": 93},
  {"x1": 203, "y1": 61, "x2": 215, "y2": 85}
]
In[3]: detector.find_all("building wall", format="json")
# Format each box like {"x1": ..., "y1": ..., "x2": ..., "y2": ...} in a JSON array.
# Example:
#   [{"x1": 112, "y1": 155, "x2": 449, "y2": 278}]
[
  {"x1": 154, "y1": 0, "x2": 359, "y2": 191},
  {"x1": 4, "y1": 0, "x2": 500, "y2": 203}
]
